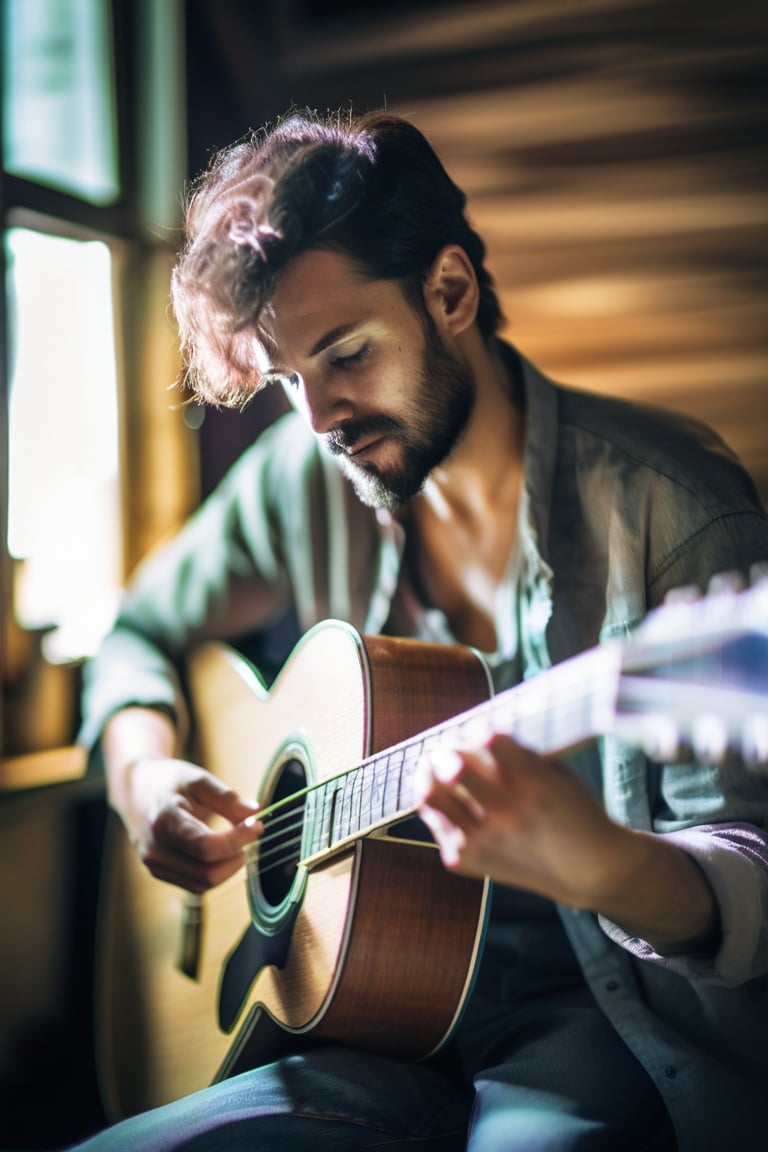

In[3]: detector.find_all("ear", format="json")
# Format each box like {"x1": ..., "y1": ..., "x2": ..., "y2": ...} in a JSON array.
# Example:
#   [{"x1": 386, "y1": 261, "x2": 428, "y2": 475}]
[{"x1": 423, "y1": 245, "x2": 479, "y2": 336}]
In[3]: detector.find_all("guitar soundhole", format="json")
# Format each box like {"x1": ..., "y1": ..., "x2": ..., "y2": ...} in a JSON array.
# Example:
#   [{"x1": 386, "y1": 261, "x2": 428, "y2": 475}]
[{"x1": 258, "y1": 757, "x2": 307, "y2": 909}]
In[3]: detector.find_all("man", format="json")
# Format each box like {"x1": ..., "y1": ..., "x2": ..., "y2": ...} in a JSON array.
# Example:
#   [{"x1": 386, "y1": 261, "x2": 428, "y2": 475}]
[{"x1": 75, "y1": 110, "x2": 768, "y2": 1150}]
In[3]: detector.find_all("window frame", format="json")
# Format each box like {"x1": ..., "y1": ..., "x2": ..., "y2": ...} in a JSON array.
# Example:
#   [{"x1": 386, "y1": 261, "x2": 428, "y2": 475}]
[{"x1": 0, "y1": 0, "x2": 194, "y2": 757}]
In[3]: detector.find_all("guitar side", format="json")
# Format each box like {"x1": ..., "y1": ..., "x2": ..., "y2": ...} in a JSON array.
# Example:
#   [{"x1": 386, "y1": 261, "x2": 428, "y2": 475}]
[{"x1": 96, "y1": 621, "x2": 492, "y2": 1120}]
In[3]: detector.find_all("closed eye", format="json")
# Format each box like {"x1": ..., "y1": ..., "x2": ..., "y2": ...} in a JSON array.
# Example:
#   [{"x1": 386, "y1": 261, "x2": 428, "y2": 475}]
[{"x1": 329, "y1": 344, "x2": 369, "y2": 370}]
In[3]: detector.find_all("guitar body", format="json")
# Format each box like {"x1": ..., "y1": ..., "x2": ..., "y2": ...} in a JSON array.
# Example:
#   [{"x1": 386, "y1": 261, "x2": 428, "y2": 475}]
[
  {"x1": 96, "y1": 621, "x2": 492, "y2": 1120},
  {"x1": 95, "y1": 578, "x2": 768, "y2": 1120}
]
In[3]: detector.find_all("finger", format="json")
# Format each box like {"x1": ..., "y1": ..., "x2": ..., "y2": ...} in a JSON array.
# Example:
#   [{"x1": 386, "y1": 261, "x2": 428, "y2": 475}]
[
  {"x1": 420, "y1": 746, "x2": 487, "y2": 822},
  {"x1": 485, "y1": 734, "x2": 574, "y2": 795},
  {"x1": 438, "y1": 736, "x2": 543, "y2": 812},
  {"x1": 418, "y1": 805, "x2": 467, "y2": 870},
  {"x1": 485, "y1": 732, "x2": 541, "y2": 773},
  {"x1": 444, "y1": 748, "x2": 507, "y2": 810},
  {"x1": 140, "y1": 839, "x2": 251, "y2": 893},
  {"x1": 187, "y1": 773, "x2": 260, "y2": 823},
  {"x1": 154, "y1": 803, "x2": 262, "y2": 864},
  {"x1": 423, "y1": 781, "x2": 483, "y2": 829},
  {"x1": 207, "y1": 813, "x2": 263, "y2": 857}
]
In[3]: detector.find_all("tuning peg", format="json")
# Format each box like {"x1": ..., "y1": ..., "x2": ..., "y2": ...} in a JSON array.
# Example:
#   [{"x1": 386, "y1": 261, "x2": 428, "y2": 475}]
[
  {"x1": 750, "y1": 561, "x2": 768, "y2": 586},
  {"x1": 691, "y1": 714, "x2": 730, "y2": 765},
  {"x1": 662, "y1": 583, "x2": 702, "y2": 605},
  {"x1": 641, "y1": 716, "x2": 682, "y2": 763},
  {"x1": 707, "y1": 571, "x2": 746, "y2": 597},
  {"x1": 639, "y1": 597, "x2": 694, "y2": 644},
  {"x1": 741, "y1": 713, "x2": 768, "y2": 772}
]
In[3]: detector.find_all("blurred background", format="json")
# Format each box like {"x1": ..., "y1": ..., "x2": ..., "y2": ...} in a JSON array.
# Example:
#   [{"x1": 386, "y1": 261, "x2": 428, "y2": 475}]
[{"x1": 0, "y1": 0, "x2": 766, "y2": 1146}]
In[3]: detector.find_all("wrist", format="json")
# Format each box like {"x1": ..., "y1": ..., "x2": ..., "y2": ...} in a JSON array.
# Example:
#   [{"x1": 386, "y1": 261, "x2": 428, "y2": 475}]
[
  {"x1": 591, "y1": 827, "x2": 721, "y2": 956},
  {"x1": 102, "y1": 706, "x2": 178, "y2": 809}
]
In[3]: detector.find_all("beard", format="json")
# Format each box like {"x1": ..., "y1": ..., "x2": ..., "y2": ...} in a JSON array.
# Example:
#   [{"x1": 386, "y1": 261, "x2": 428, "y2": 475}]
[{"x1": 324, "y1": 321, "x2": 475, "y2": 512}]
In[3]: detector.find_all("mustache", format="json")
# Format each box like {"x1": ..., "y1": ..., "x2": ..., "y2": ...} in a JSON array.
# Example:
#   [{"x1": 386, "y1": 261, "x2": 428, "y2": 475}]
[{"x1": 324, "y1": 414, "x2": 404, "y2": 457}]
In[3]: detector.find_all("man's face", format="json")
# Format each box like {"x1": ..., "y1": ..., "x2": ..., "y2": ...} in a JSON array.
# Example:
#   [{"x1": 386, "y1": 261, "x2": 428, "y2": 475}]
[{"x1": 266, "y1": 248, "x2": 475, "y2": 511}]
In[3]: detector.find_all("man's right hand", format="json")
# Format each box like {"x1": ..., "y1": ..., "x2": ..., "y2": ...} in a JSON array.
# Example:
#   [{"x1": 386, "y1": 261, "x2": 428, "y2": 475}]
[
  {"x1": 115, "y1": 756, "x2": 262, "y2": 894},
  {"x1": 102, "y1": 705, "x2": 262, "y2": 893}
]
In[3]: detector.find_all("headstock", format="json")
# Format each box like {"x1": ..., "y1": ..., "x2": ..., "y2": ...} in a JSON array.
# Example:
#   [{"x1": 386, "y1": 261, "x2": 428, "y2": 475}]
[{"x1": 616, "y1": 569, "x2": 768, "y2": 769}]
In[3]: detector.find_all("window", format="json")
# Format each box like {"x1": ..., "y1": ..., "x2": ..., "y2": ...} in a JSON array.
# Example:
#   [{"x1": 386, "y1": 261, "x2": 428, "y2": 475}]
[
  {"x1": 2, "y1": 0, "x2": 123, "y2": 696},
  {"x1": 3, "y1": 0, "x2": 119, "y2": 203},
  {"x1": 1, "y1": 0, "x2": 191, "y2": 755},
  {"x1": 6, "y1": 226, "x2": 121, "y2": 662}
]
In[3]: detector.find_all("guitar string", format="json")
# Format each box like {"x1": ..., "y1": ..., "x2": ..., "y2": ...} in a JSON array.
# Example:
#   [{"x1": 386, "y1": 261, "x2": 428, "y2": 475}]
[
  {"x1": 238, "y1": 600, "x2": 765, "y2": 881},
  {"x1": 253, "y1": 675, "x2": 610, "y2": 877},
  {"x1": 253, "y1": 760, "x2": 419, "y2": 871},
  {"x1": 250, "y1": 681, "x2": 601, "y2": 881},
  {"x1": 253, "y1": 753, "x2": 422, "y2": 870},
  {"x1": 254, "y1": 740, "x2": 584, "y2": 877},
  {"x1": 252, "y1": 667, "x2": 592, "y2": 846},
  {"x1": 249, "y1": 639, "x2": 759, "y2": 874}
]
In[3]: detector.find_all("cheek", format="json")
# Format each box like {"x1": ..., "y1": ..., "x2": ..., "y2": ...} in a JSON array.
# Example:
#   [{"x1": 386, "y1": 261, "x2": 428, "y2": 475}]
[{"x1": 380, "y1": 347, "x2": 425, "y2": 405}]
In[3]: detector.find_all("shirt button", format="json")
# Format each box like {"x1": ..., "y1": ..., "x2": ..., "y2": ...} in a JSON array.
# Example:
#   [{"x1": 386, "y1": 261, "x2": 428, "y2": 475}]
[
  {"x1": 605, "y1": 980, "x2": 619, "y2": 991},
  {"x1": 665, "y1": 1066, "x2": 677, "y2": 1079}
]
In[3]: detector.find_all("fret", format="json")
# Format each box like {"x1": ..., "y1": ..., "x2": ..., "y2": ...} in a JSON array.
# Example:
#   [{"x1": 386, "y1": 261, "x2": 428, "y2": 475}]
[
  {"x1": 351, "y1": 760, "x2": 365, "y2": 832},
  {"x1": 330, "y1": 777, "x2": 350, "y2": 844},
  {"x1": 401, "y1": 739, "x2": 424, "y2": 809},
  {"x1": 350, "y1": 771, "x2": 361, "y2": 834},
  {"x1": 370, "y1": 752, "x2": 389, "y2": 821},
  {"x1": 341, "y1": 772, "x2": 357, "y2": 839},
  {"x1": 383, "y1": 746, "x2": 404, "y2": 817},
  {"x1": 308, "y1": 641, "x2": 625, "y2": 851},
  {"x1": 323, "y1": 779, "x2": 336, "y2": 849},
  {"x1": 302, "y1": 783, "x2": 317, "y2": 855},
  {"x1": 358, "y1": 759, "x2": 371, "y2": 829},
  {"x1": 315, "y1": 779, "x2": 335, "y2": 854}
]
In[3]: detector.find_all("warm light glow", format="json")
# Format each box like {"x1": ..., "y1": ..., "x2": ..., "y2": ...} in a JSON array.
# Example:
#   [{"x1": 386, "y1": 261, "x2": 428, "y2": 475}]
[{"x1": 7, "y1": 226, "x2": 122, "y2": 660}]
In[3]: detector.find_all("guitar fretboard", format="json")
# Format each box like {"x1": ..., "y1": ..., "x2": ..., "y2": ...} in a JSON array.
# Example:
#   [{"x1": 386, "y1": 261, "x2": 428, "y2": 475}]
[{"x1": 301, "y1": 643, "x2": 622, "y2": 858}]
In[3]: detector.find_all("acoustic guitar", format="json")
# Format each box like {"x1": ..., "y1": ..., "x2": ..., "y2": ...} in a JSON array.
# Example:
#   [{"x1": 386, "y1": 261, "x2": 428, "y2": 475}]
[{"x1": 96, "y1": 576, "x2": 768, "y2": 1120}]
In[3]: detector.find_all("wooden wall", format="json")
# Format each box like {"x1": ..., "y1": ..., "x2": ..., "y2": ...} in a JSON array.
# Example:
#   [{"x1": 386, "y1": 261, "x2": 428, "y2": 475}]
[{"x1": 188, "y1": 0, "x2": 768, "y2": 504}]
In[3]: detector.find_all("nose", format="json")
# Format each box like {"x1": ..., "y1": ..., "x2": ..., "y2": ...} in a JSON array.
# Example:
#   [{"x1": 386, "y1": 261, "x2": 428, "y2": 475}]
[{"x1": 294, "y1": 371, "x2": 354, "y2": 436}]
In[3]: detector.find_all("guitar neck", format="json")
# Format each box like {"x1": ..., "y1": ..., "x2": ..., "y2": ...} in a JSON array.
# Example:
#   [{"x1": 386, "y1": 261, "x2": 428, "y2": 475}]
[{"x1": 301, "y1": 643, "x2": 622, "y2": 859}]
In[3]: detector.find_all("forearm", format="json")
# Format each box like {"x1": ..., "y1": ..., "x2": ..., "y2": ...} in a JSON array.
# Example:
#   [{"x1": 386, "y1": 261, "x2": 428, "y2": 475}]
[
  {"x1": 593, "y1": 826, "x2": 722, "y2": 956},
  {"x1": 102, "y1": 705, "x2": 180, "y2": 812},
  {"x1": 417, "y1": 736, "x2": 725, "y2": 958}
]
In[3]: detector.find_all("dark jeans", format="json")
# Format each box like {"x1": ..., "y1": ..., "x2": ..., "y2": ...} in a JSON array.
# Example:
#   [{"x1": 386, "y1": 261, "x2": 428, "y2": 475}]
[
  {"x1": 69, "y1": 987, "x2": 672, "y2": 1151},
  {"x1": 71, "y1": 892, "x2": 675, "y2": 1151}
]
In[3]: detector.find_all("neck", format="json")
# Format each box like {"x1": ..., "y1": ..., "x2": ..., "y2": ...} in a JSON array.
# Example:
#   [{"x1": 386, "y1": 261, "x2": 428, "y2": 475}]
[
  {"x1": 423, "y1": 335, "x2": 525, "y2": 519},
  {"x1": 401, "y1": 335, "x2": 526, "y2": 651}
]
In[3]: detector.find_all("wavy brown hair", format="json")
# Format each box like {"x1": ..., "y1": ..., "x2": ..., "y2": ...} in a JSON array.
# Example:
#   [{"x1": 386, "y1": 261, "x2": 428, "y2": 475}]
[{"x1": 171, "y1": 108, "x2": 503, "y2": 407}]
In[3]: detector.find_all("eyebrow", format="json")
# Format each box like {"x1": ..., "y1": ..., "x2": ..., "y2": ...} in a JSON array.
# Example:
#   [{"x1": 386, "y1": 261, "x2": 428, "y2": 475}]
[{"x1": 308, "y1": 323, "x2": 363, "y2": 357}]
